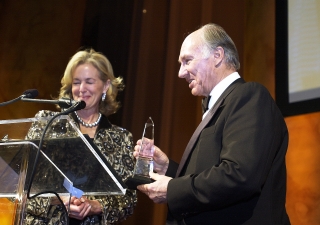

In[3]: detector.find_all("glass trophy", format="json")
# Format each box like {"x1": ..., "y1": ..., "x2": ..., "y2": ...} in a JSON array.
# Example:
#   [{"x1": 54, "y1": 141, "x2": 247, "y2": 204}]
[{"x1": 125, "y1": 117, "x2": 154, "y2": 189}]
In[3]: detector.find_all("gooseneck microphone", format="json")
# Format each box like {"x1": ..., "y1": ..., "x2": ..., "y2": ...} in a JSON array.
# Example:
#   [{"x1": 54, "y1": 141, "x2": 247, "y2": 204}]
[
  {"x1": 60, "y1": 100, "x2": 86, "y2": 114},
  {"x1": 0, "y1": 88, "x2": 83, "y2": 109},
  {"x1": 26, "y1": 97, "x2": 85, "y2": 225},
  {"x1": 27, "y1": 99, "x2": 85, "y2": 190},
  {"x1": 0, "y1": 89, "x2": 39, "y2": 107}
]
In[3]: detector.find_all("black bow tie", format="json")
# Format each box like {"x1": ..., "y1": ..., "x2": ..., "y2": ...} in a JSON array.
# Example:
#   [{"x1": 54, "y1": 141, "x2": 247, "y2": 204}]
[{"x1": 202, "y1": 96, "x2": 211, "y2": 114}]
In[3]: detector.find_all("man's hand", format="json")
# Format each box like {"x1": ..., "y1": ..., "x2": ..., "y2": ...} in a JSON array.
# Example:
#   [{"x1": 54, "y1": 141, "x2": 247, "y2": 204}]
[
  {"x1": 134, "y1": 139, "x2": 169, "y2": 175},
  {"x1": 137, "y1": 172, "x2": 172, "y2": 204}
]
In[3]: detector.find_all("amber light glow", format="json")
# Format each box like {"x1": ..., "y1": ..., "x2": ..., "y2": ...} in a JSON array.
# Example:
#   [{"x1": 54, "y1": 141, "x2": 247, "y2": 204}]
[{"x1": 0, "y1": 198, "x2": 16, "y2": 225}]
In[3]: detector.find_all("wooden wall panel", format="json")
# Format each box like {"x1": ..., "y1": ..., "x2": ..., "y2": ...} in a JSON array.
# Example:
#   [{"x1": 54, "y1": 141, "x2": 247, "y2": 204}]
[
  {"x1": 245, "y1": 0, "x2": 320, "y2": 224},
  {"x1": 285, "y1": 112, "x2": 320, "y2": 224},
  {"x1": 0, "y1": 0, "x2": 86, "y2": 119},
  {"x1": 244, "y1": 0, "x2": 275, "y2": 96}
]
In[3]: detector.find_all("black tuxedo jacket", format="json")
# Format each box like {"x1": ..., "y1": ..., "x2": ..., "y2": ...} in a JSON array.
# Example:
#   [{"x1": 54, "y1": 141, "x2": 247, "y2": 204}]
[{"x1": 165, "y1": 78, "x2": 290, "y2": 225}]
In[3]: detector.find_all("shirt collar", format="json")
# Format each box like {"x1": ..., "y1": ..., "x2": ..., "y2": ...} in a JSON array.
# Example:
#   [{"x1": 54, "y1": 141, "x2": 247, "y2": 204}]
[{"x1": 202, "y1": 72, "x2": 241, "y2": 119}]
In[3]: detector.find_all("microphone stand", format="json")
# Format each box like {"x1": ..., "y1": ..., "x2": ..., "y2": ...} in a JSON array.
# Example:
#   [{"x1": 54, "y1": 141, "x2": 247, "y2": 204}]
[
  {"x1": 26, "y1": 101, "x2": 86, "y2": 224},
  {"x1": 21, "y1": 97, "x2": 76, "y2": 109},
  {"x1": 0, "y1": 89, "x2": 38, "y2": 107},
  {"x1": 0, "y1": 96, "x2": 23, "y2": 106}
]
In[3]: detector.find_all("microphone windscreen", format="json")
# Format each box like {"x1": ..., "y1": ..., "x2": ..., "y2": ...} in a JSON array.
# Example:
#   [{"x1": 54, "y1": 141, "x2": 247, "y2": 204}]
[
  {"x1": 61, "y1": 100, "x2": 86, "y2": 115},
  {"x1": 23, "y1": 89, "x2": 39, "y2": 98},
  {"x1": 77, "y1": 101, "x2": 86, "y2": 110}
]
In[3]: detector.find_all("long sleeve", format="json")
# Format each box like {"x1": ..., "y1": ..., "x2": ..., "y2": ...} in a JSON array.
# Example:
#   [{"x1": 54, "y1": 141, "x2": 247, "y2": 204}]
[
  {"x1": 167, "y1": 82, "x2": 289, "y2": 224},
  {"x1": 24, "y1": 110, "x2": 70, "y2": 224},
  {"x1": 92, "y1": 125, "x2": 137, "y2": 224},
  {"x1": 24, "y1": 110, "x2": 137, "y2": 224},
  {"x1": 165, "y1": 159, "x2": 179, "y2": 178},
  {"x1": 88, "y1": 189, "x2": 136, "y2": 224}
]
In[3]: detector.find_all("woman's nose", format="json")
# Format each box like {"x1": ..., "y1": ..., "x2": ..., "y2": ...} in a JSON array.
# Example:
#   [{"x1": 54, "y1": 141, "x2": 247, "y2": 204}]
[{"x1": 79, "y1": 82, "x2": 86, "y2": 92}]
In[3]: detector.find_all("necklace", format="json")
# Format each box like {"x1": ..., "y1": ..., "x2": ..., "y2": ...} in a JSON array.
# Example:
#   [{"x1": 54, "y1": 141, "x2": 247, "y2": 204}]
[{"x1": 74, "y1": 111, "x2": 102, "y2": 128}]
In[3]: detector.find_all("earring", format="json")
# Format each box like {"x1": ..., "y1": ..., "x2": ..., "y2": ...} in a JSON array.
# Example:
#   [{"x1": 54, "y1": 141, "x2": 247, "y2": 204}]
[{"x1": 102, "y1": 93, "x2": 106, "y2": 101}]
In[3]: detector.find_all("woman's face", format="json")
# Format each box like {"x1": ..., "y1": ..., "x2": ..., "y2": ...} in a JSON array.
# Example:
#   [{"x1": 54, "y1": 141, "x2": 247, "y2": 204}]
[{"x1": 72, "y1": 63, "x2": 109, "y2": 112}]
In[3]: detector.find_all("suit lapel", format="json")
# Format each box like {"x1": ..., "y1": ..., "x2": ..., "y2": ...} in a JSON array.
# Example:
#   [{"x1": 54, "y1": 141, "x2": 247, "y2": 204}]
[
  {"x1": 175, "y1": 78, "x2": 244, "y2": 177},
  {"x1": 175, "y1": 99, "x2": 223, "y2": 177}
]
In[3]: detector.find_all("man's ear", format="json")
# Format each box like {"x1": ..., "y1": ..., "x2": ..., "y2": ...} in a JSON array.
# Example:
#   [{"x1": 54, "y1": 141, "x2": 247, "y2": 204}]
[{"x1": 213, "y1": 46, "x2": 224, "y2": 67}]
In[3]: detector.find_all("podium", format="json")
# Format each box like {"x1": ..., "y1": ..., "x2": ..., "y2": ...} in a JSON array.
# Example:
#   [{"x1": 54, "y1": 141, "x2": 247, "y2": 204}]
[{"x1": 0, "y1": 115, "x2": 126, "y2": 224}]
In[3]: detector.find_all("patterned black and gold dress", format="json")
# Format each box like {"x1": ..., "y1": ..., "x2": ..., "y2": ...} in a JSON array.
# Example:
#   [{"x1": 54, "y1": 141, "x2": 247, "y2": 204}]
[{"x1": 24, "y1": 110, "x2": 137, "y2": 225}]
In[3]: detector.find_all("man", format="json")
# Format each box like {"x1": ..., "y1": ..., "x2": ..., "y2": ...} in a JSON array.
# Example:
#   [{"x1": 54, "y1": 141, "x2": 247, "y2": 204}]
[{"x1": 135, "y1": 23, "x2": 290, "y2": 225}]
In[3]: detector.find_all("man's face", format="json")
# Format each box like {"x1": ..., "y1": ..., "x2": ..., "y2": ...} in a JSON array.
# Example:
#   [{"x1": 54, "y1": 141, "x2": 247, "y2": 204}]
[{"x1": 178, "y1": 32, "x2": 218, "y2": 97}]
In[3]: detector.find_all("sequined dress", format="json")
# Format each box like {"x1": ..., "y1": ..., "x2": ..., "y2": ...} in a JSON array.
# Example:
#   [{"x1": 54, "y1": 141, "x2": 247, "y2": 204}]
[{"x1": 23, "y1": 110, "x2": 137, "y2": 225}]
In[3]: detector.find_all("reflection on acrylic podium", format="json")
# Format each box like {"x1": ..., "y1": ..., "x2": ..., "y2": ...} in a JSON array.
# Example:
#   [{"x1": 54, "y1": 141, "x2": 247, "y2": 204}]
[{"x1": 0, "y1": 116, "x2": 126, "y2": 224}]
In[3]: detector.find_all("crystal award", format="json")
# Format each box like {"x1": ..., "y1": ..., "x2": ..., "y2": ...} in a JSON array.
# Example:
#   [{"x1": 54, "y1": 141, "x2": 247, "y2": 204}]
[{"x1": 125, "y1": 117, "x2": 154, "y2": 189}]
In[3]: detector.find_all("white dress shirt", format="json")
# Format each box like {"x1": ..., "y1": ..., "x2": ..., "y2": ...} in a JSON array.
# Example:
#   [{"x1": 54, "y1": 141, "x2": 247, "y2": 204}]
[{"x1": 202, "y1": 72, "x2": 241, "y2": 120}]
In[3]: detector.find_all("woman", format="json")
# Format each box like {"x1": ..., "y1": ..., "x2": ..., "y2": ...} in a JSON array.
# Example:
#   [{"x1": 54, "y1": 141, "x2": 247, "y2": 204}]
[{"x1": 25, "y1": 49, "x2": 137, "y2": 224}]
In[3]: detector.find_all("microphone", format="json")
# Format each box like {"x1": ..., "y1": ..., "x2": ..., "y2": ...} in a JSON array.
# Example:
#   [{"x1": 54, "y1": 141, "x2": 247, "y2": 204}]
[
  {"x1": 21, "y1": 96, "x2": 81, "y2": 109},
  {"x1": 60, "y1": 100, "x2": 86, "y2": 115},
  {"x1": 26, "y1": 98, "x2": 85, "y2": 220},
  {"x1": 22, "y1": 89, "x2": 39, "y2": 98},
  {"x1": 0, "y1": 89, "x2": 39, "y2": 107}
]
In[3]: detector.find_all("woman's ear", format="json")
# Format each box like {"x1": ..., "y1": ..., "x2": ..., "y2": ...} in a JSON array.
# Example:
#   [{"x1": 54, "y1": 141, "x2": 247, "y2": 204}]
[{"x1": 103, "y1": 79, "x2": 111, "y2": 93}]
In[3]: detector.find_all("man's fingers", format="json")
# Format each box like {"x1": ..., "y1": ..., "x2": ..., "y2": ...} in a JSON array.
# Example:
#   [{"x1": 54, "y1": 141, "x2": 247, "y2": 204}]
[
  {"x1": 149, "y1": 171, "x2": 159, "y2": 180},
  {"x1": 137, "y1": 184, "x2": 149, "y2": 194}
]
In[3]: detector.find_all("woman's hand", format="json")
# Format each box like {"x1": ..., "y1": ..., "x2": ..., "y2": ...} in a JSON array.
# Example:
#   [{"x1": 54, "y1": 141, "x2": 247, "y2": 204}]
[
  {"x1": 64, "y1": 196, "x2": 102, "y2": 220},
  {"x1": 134, "y1": 139, "x2": 169, "y2": 175}
]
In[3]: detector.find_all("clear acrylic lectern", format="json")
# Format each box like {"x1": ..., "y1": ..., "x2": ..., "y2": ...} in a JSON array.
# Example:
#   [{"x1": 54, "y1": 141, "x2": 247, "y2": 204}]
[{"x1": 0, "y1": 115, "x2": 126, "y2": 225}]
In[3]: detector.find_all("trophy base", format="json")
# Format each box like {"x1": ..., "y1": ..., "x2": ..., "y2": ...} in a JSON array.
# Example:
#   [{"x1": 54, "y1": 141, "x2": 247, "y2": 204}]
[{"x1": 125, "y1": 175, "x2": 153, "y2": 190}]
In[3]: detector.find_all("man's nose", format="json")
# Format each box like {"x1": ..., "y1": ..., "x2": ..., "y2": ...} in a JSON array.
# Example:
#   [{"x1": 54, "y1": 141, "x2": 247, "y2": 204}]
[{"x1": 178, "y1": 65, "x2": 187, "y2": 78}]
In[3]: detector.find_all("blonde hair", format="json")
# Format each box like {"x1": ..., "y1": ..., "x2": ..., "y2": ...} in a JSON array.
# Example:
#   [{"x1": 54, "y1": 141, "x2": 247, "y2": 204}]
[{"x1": 59, "y1": 49, "x2": 124, "y2": 116}]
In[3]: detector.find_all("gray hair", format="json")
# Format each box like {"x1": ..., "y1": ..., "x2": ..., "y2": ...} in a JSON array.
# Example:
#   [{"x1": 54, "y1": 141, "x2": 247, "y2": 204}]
[{"x1": 199, "y1": 23, "x2": 240, "y2": 71}]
